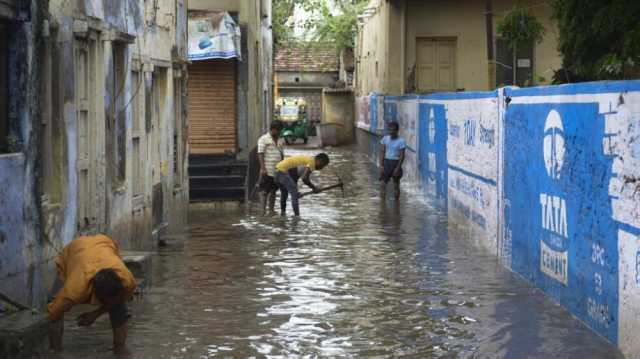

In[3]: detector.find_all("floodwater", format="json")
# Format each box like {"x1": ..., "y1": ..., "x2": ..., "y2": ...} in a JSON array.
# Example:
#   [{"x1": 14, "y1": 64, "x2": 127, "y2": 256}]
[{"x1": 55, "y1": 148, "x2": 621, "y2": 358}]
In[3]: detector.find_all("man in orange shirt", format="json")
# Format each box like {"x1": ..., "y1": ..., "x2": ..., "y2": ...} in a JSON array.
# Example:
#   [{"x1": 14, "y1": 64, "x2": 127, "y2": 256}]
[{"x1": 47, "y1": 234, "x2": 137, "y2": 353}]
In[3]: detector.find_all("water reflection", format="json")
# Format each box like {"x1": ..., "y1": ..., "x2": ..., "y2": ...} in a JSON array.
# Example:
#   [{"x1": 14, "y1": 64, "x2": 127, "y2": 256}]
[{"x1": 56, "y1": 147, "x2": 620, "y2": 358}]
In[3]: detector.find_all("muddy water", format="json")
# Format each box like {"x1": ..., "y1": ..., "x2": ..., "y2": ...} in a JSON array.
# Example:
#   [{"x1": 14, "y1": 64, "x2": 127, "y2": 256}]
[{"x1": 57, "y1": 148, "x2": 620, "y2": 358}]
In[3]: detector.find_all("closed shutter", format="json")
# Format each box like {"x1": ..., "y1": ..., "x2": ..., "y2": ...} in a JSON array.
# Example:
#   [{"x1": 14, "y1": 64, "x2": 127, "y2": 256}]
[{"x1": 188, "y1": 59, "x2": 236, "y2": 154}]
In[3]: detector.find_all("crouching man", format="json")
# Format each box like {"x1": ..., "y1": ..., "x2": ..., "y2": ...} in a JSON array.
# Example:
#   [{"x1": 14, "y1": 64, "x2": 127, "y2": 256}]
[
  {"x1": 48, "y1": 234, "x2": 137, "y2": 354},
  {"x1": 275, "y1": 153, "x2": 330, "y2": 216}
]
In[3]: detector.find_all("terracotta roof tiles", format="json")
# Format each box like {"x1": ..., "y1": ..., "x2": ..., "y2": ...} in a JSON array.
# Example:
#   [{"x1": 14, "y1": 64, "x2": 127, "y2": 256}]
[{"x1": 274, "y1": 43, "x2": 339, "y2": 73}]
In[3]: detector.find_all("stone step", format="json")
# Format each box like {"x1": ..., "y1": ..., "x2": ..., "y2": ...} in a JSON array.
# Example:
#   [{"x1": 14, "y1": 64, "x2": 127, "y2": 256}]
[
  {"x1": 189, "y1": 187, "x2": 246, "y2": 202},
  {"x1": 121, "y1": 251, "x2": 152, "y2": 290},
  {"x1": 189, "y1": 175, "x2": 245, "y2": 189},
  {"x1": 0, "y1": 310, "x2": 48, "y2": 359},
  {"x1": 188, "y1": 162, "x2": 247, "y2": 176},
  {"x1": 188, "y1": 154, "x2": 236, "y2": 165}
]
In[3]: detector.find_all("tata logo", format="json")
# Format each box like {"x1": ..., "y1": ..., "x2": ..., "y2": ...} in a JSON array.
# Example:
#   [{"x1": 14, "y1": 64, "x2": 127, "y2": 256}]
[
  {"x1": 540, "y1": 109, "x2": 569, "y2": 285},
  {"x1": 428, "y1": 109, "x2": 436, "y2": 144},
  {"x1": 543, "y1": 110, "x2": 565, "y2": 180}
]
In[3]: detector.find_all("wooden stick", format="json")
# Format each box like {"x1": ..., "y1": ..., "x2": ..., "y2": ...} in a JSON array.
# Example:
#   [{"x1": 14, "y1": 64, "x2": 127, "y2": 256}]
[{"x1": 299, "y1": 182, "x2": 343, "y2": 198}]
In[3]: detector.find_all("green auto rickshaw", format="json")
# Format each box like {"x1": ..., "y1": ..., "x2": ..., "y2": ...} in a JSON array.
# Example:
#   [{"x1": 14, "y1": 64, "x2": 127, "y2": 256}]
[{"x1": 275, "y1": 97, "x2": 309, "y2": 144}]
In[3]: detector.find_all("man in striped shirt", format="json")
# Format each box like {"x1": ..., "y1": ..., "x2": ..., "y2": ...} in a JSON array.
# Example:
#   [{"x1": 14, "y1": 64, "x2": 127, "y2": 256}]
[{"x1": 257, "y1": 121, "x2": 285, "y2": 215}]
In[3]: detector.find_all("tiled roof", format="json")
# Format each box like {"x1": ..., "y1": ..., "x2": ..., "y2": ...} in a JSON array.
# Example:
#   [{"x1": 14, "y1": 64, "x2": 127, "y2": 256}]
[{"x1": 274, "y1": 43, "x2": 339, "y2": 72}]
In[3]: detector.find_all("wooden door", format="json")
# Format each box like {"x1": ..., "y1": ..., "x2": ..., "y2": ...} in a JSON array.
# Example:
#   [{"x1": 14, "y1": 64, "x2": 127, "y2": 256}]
[{"x1": 416, "y1": 38, "x2": 456, "y2": 93}]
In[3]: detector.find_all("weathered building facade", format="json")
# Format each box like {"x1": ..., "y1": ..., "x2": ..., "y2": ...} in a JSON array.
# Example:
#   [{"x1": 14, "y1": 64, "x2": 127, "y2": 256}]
[
  {"x1": 188, "y1": 0, "x2": 273, "y2": 159},
  {"x1": 0, "y1": 0, "x2": 188, "y2": 310},
  {"x1": 355, "y1": 0, "x2": 562, "y2": 96},
  {"x1": 0, "y1": 0, "x2": 47, "y2": 309}
]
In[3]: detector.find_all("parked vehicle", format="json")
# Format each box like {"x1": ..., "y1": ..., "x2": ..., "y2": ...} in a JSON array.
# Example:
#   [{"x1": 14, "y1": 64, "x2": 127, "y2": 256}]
[{"x1": 275, "y1": 97, "x2": 309, "y2": 144}]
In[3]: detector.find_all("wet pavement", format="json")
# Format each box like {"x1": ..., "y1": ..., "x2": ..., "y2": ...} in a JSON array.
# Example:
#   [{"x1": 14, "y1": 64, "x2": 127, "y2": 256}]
[{"x1": 56, "y1": 148, "x2": 621, "y2": 358}]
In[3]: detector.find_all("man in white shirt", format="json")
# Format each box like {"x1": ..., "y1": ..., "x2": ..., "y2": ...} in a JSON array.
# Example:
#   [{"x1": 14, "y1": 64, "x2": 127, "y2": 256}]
[{"x1": 257, "y1": 121, "x2": 284, "y2": 215}]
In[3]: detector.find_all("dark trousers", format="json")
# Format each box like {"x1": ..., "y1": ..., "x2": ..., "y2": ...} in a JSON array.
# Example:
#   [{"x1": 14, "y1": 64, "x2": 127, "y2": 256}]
[{"x1": 275, "y1": 171, "x2": 300, "y2": 216}]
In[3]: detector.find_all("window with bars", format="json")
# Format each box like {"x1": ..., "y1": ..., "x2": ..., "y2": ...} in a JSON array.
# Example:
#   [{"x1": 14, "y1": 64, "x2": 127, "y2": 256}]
[{"x1": 495, "y1": 38, "x2": 534, "y2": 88}]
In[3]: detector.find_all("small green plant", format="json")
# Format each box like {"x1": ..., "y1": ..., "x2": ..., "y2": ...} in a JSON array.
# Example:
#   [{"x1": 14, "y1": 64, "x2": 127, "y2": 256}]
[{"x1": 497, "y1": 7, "x2": 545, "y2": 52}]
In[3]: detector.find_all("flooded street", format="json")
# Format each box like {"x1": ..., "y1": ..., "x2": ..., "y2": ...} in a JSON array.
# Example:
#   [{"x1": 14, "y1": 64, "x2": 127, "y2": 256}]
[{"x1": 59, "y1": 148, "x2": 620, "y2": 358}]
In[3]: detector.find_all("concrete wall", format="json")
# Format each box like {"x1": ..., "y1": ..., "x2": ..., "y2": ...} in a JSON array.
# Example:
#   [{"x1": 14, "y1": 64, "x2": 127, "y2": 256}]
[
  {"x1": 277, "y1": 71, "x2": 337, "y2": 88},
  {"x1": 0, "y1": 0, "x2": 46, "y2": 309},
  {"x1": 356, "y1": 0, "x2": 561, "y2": 95},
  {"x1": 189, "y1": 0, "x2": 273, "y2": 160},
  {"x1": 356, "y1": 0, "x2": 389, "y2": 96},
  {"x1": 322, "y1": 90, "x2": 355, "y2": 145},
  {"x1": 356, "y1": 80, "x2": 640, "y2": 357}
]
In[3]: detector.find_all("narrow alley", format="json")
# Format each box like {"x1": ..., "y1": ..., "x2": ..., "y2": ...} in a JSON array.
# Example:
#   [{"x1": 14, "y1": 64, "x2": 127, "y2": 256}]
[
  {"x1": 54, "y1": 148, "x2": 620, "y2": 358},
  {"x1": 2, "y1": 0, "x2": 640, "y2": 357}
]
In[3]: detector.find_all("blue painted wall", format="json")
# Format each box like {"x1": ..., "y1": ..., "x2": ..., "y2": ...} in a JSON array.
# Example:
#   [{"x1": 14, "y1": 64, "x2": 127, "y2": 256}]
[
  {"x1": 504, "y1": 101, "x2": 618, "y2": 341},
  {"x1": 0, "y1": 154, "x2": 26, "y2": 289},
  {"x1": 356, "y1": 81, "x2": 640, "y2": 354},
  {"x1": 418, "y1": 103, "x2": 447, "y2": 200}
]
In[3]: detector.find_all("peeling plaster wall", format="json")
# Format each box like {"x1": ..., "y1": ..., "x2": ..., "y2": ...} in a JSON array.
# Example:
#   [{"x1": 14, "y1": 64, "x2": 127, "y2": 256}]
[
  {"x1": 0, "y1": 0, "x2": 46, "y2": 308},
  {"x1": 356, "y1": 80, "x2": 640, "y2": 356}
]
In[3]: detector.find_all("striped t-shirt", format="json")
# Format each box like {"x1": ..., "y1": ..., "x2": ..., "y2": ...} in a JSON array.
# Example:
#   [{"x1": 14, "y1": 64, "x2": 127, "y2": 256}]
[{"x1": 257, "y1": 133, "x2": 284, "y2": 177}]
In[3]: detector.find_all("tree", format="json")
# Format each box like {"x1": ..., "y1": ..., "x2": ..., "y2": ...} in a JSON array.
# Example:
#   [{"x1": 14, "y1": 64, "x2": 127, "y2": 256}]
[
  {"x1": 552, "y1": 0, "x2": 640, "y2": 82},
  {"x1": 272, "y1": 0, "x2": 368, "y2": 52},
  {"x1": 305, "y1": 0, "x2": 368, "y2": 53},
  {"x1": 272, "y1": 0, "x2": 302, "y2": 44}
]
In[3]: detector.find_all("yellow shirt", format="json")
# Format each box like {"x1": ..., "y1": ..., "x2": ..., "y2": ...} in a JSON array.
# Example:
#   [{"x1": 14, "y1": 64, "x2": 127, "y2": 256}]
[
  {"x1": 47, "y1": 235, "x2": 137, "y2": 321},
  {"x1": 276, "y1": 155, "x2": 316, "y2": 173}
]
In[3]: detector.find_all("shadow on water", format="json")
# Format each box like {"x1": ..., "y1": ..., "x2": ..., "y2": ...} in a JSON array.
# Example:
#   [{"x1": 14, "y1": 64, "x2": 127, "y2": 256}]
[{"x1": 55, "y1": 147, "x2": 622, "y2": 358}]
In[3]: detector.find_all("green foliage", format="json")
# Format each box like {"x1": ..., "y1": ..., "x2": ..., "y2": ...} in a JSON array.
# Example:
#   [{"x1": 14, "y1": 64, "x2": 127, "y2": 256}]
[
  {"x1": 306, "y1": 0, "x2": 368, "y2": 53},
  {"x1": 272, "y1": 0, "x2": 300, "y2": 44},
  {"x1": 272, "y1": 0, "x2": 368, "y2": 52},
  {"x1": 552, "y1": 0, "x2": 640, "y2": 82},
  {"x1": 497, "y1": 7, "x2": 545, "y2": 52}
]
